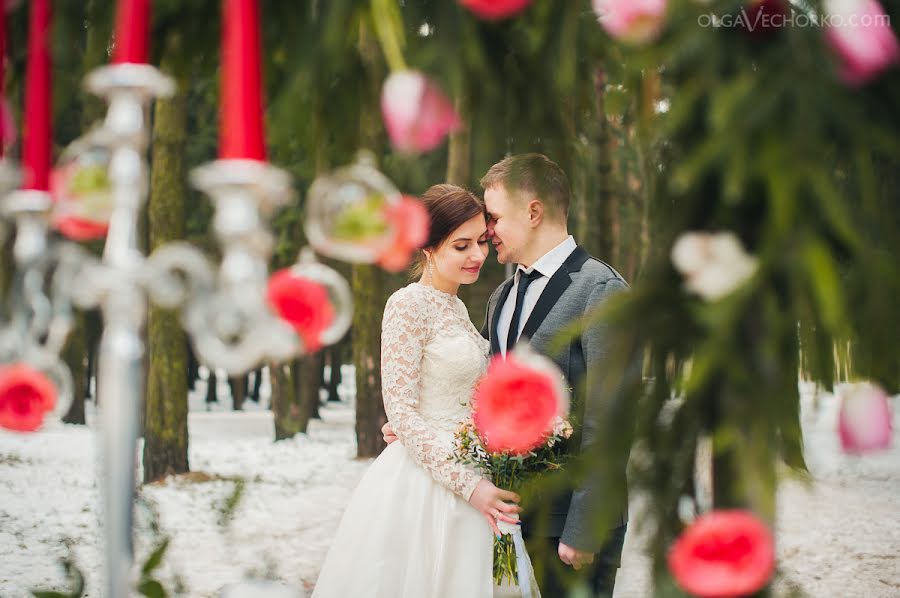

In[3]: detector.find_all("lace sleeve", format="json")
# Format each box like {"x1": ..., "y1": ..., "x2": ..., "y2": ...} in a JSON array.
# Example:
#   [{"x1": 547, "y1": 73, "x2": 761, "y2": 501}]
[{"x1": 381, "y1": 290, "x2": 482, "y2": 500}]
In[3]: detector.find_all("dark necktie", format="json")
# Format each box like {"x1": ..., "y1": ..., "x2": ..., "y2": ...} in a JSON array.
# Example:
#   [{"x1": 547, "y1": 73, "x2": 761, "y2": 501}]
[{"x1": 506, "y1": 269, "x2": 543, "y2": 353}]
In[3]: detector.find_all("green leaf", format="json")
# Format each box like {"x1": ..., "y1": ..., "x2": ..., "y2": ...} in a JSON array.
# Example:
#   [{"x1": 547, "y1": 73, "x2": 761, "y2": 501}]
[
  {"x1": 802, "y1": 240, "x2": 847, "y2": 334},
  {"x1": 141, "y1": 538, "x2": 170, "y2": 576},
  {"x1": 137, "y1": 580, "x2": 167, "y2": 598}
]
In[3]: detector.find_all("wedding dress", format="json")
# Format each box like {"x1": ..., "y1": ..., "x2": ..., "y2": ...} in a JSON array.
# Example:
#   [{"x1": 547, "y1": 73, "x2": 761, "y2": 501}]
[{"x1": 312, "y1": 282, "x2": 493, "y2": 598}]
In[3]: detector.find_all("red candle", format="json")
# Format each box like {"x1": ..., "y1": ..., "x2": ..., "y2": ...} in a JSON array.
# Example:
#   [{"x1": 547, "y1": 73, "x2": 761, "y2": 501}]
[
  {"x1": 22, "y1": 0, "x2": 52, "y2": 191},
  {"x1": 219, "y1": 0, "x2": 266, "y2": 161},
  {"x1": 112, "y1": 0, "x2": 151, "y2": 64}
]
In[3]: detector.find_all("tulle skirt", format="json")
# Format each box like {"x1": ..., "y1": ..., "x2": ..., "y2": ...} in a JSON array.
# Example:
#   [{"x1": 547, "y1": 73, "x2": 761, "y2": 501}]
[{"x1": 312, "y1": 441, "x2": 494, "y2": 598}]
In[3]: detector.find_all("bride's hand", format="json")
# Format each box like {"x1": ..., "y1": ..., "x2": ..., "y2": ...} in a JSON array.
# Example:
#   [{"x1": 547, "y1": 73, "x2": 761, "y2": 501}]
[{"x1": 468, "y1": 479, "x2": 521, "y2": 537}]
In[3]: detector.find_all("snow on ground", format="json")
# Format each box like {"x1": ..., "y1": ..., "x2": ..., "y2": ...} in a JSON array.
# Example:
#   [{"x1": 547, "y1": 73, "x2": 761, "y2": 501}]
[{"x1": 1, "y1": 373, "x2": 898, "y2": 597}]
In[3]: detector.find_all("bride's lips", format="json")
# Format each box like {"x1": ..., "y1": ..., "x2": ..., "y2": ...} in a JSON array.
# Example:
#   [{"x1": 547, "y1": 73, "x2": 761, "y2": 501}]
[{"x1": 463, "y1": 266, "x2": 481, "y2": 273}]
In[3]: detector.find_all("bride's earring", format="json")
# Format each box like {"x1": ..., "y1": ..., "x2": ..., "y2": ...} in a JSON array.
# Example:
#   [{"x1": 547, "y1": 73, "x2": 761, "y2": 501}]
[{"x1": 424, "y1": 253, "x2": 434, "y2": 284}]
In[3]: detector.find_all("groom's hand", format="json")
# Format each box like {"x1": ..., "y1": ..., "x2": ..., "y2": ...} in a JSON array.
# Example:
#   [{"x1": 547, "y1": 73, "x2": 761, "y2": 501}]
[
  {"x1": 558, "y1": 542, "x2": 594, "y2": 570},
  {"x1": 381, "y1": 422, "x2": 398, "y2": 445}
]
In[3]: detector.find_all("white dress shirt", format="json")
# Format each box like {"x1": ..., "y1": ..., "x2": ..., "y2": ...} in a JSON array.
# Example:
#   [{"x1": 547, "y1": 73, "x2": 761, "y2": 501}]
[{"x1": 497, "y1": 236, "x2": 578, "y2": 356}]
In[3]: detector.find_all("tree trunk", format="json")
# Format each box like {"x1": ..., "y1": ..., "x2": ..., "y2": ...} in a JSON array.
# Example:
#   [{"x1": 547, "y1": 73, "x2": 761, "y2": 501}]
[
  {"x1": 353, "y1": 23, "x2": 389, "y2": 458},
  {"x1": 143, "y1": 31, "x2": 190, "y2": 483},
  {"x1": 249, "y1": 368, "x2": 262, "y2": 402},
  {"x1": 445, "y1": 86, "x2": 471, "y2": 187},
  {"x1": 271, "y1": 361, "x2": 305, "y2": 440},
  {"x1": 205, "y1": 367, "x2": 219, "y2": 404},
  {"x1": 296, "y1": 353, "x2": 323, "y2": 426},
  {"x1": 325, "y1": 343, "x2": 344, "y2": 402},
  {"x1": 229, "y1": 376, "x2": 246, "y2": 411},
  {"x1": 61, "y1": 312, "x2": 88, "y2": 424},
  {"x1": 593, "y1": 67, "x2": 618, "y2": 265}
]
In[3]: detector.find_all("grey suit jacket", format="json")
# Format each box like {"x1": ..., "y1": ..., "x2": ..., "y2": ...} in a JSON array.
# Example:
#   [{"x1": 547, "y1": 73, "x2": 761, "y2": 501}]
[{"x1": 481, "y1": 245, "x2": 629, "y2": 552}]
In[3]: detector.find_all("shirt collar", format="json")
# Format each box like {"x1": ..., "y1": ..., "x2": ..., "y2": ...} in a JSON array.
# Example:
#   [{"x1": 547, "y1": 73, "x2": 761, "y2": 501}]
[{"x1": 519, "y1": 236, "x2": 577, "y2": 279}]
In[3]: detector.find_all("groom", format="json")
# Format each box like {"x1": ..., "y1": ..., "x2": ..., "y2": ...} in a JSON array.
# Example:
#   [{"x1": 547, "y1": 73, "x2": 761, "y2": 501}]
[
  {"x1": 480, "y1": 153, "x2": 629, "y2": 596},
  {"x1": 386, "y1": 153, "x2": 629, "y2": 596}
]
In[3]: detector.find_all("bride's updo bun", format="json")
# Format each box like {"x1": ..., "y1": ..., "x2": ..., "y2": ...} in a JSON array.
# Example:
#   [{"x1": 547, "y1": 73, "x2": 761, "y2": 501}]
[{"x1": 410, "y1": 184, "x2": 486, "y2": 278}]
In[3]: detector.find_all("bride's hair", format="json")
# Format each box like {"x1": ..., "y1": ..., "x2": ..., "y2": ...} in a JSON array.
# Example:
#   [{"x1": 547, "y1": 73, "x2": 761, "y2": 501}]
[{"x1": 410, "y1": 184, "x2": 486, "y2": 279}]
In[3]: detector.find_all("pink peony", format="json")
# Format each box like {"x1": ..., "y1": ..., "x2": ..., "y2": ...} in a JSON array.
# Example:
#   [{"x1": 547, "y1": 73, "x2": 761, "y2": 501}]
[
  {"x1": 376, "y1": 195, "x2": 430, "y2": 273},
  {"x1": 267, "y1": 269, "x2": 336, "y2": 353},
  {"x1": 592, "y1": 0, "x2": 668, "y2": 45},
  {"x1": 472, "y1": 351, "x2": 566, "y2": 455},
  {"x1": 381, "y1": 70, "x2": 460, "y2": 154},
  {"x1": 824, "y1": 0, "x2": 900, "y2": 85},
  {"x1": 837, "y1": 382, "x2": 893, "y2": 453},
  {"x1": 668, "y1": 510, "x2": 776, "y2": 598},
  {"x1": 0, "y1": 364, "x2": 57, "y2": 433},
  {"x1": 459, "y1": 0, "x2": 532, "y2": 21}
]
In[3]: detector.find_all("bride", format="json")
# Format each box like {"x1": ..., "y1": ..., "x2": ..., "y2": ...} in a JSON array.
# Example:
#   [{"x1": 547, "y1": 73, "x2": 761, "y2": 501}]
[{"x1": 312, "y1": 184, "x2": 521, "y2": 598}]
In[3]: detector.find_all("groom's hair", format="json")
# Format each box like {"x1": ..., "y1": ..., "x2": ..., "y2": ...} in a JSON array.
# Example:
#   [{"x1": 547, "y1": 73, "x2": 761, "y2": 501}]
[{"x1": 480, "y1": 153, "x2": 569, "y2": 223}]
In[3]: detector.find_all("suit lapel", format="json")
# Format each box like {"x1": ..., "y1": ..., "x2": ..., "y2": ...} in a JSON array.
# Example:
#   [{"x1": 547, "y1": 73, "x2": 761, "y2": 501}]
[
  {"x1": 490, "y1": 278, "x2": 515, "y2": 355},
  {"x1": 519, "y1": 246, "x2": 591, "y2": 342}
]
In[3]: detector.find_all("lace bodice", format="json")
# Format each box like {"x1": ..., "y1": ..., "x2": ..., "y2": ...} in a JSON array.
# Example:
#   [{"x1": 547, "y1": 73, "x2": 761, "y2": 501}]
[{"x1": 381, "y1": 282, "x2": 490, "y2": 500}]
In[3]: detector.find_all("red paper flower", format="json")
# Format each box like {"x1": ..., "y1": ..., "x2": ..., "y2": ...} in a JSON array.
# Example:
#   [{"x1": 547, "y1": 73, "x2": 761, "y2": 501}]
[
  {"x1": 0, "y1": 363, "x2": 58, "y2": 433},
  {"x1": 381, "y1": 70, "x2": 460, "y2": 154},
  {"x1": 53, "y1": 217, "x2": 110, "y2": 241},
  {"x1": 459, "y1": 0, "x2": 532, "y2": 21},
  {"x1": 838, "y1": 382, "x2": 893, "y2": 454},
  {"x1": 824, "y1": 0, "x2": 899, "y2": 86},
  {"x1": 376, "y1": 195, "x2": 430, "y2": 273},
  {"x1": 267, "y1": 269, "x2": 336, "y2": 353},
  {"x1": 668, "y1": 510, "x2": 775, "y2": 598},
  {"x1": 49, "y1": 161, "x2": 113, "y2": 241},
  {"x1": 472, "y1": 352, "x2": 565, "y2": 455},
  {"x1": 592, "y1": 0, "x2": 668, "y2": 45}
]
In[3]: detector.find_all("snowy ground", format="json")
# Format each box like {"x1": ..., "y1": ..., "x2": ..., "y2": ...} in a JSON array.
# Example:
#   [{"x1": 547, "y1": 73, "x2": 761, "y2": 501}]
[{"x1": 1, "y1": 372, "x2": 898, "y2": 597}]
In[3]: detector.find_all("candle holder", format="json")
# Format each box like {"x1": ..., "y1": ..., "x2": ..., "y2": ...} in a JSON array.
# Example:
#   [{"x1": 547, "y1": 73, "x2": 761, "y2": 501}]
[
  {"x1": 146, "y1": 158, "x2": 300, "y2": 375},
  {"x1": 0, "y1": 168, "x2": 80, "y2": 425},
  {"x1": 73, "y1": 62, "x2": 176, "y2": 598}
]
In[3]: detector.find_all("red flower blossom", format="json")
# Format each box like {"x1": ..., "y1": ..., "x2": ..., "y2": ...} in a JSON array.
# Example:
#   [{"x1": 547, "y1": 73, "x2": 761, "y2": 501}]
[
  {"x1": 376, "y1": 195, "x2": 430, "y2": 273},
  {"x1": 49, "y1": 161, "x2": 113, "y2": 241},
  {"x1": 0, "y1": 364, "x2": 58, "y2": 433},
  {"x1": 668, "y1": 510, "x2": 775, "y2": 598},
  {"x1": 472, "y1": 352, "x2": 565, "y2": 455},
  {"x1": 267, "y1": 269, "x2": 336, "y2": 353},
  {"x1": 53, "y1": 216, "x2": 110, "y2": 241},
  {"x1": 459, "y1": 0, "x2": 532, "y2": 21}
]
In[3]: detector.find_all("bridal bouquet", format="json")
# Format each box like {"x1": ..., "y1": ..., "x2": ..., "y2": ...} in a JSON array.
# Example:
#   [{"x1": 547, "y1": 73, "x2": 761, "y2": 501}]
[{"x1": 452, "y1": 346, "x2": 571, "y2": 592}]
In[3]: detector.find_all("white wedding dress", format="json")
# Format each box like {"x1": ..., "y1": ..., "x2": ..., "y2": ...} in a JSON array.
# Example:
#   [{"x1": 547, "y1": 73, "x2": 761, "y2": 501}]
[{"x1": 312, "y1": 282, "x2": 494, "y2": 598}]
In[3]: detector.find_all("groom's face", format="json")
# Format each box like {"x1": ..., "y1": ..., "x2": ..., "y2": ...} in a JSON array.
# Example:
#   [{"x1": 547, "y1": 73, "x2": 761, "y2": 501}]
[{"x1": 484, "y1": 184, "x2": 530, "y2": 265}]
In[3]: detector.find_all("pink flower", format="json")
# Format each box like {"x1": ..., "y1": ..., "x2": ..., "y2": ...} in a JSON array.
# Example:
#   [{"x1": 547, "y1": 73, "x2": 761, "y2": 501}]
[
  {"x1": 381, "y1": 71, "x2": 460, "y2": 154},
  {"x1": 376, "y1": 195, "x2": 430, "y2": 273},
  {"x1": 0, "y1": 364, "x2": 57, "y2": 433},
  {"x1": 472, "y1": 351, "x2": 567, "y2": 455},
  {"x1": 824, "y1": 0, "x2": 900, "y2": 86},
  {"x1": 837, "y1": 382, "x2": 893, "y2": 454},
  {"x1": 459, "y1": 0, "x2": 532, "y2": 21},
  {"x1": 668, "y1": 510, "x2": 775, "y2": 598},
  {"x1": 592, "y1": 0, "x2": 668, "y2": 45},
  {"x1": 267, "y1": 270, "x2": 336, "y2": 353}
]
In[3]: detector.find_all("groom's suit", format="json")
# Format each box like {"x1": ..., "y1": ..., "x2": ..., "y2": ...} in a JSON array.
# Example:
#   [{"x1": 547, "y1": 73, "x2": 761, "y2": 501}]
[{"x1": 482, "y1": 243, "x2": 629, "y2": 596}]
